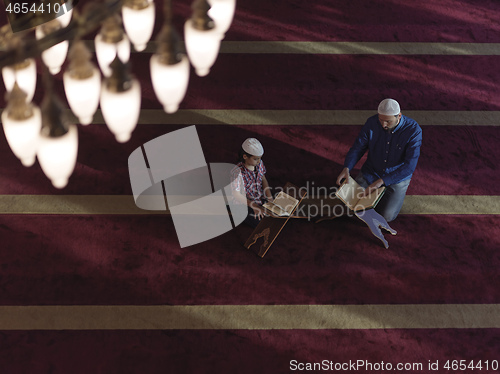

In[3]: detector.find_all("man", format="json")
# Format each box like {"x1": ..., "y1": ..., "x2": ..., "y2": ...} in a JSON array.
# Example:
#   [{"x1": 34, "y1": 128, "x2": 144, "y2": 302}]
[{"x1": 336, "y1": 98, "x2": 422, "y2": 222}]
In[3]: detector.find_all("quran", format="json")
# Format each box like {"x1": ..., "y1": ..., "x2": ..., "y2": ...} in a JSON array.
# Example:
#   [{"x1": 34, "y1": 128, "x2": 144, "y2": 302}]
[
  {"x1": 335, "y1": 176, "x2": 386, "y2": 212},
  {"x1": 263, "y1": 191, "x2": 299, "y2": 216}
]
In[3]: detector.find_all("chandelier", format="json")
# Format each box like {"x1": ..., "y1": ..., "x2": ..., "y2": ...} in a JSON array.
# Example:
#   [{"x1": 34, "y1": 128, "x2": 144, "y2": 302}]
[{"x1": 0, "y1": 0, "x2": 236, "y2": 188}]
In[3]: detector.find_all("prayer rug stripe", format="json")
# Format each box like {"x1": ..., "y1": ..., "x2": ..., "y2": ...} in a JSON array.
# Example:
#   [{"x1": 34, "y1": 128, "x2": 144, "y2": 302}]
[
  {"x1": 132, "y1": 109, "x2": 500, "y2": 126},
  {"x1": 132, "y1": 41, "x2": 500, "y2": 55},
  {"x1": 0, "y1": 195, "x2": 499, "y2": 215},
  {"x1": 2, "y1": 109, "x2": 496, "y2": 126},
  {"x1": 219, "y1": 42, "x2": 500, "y2": 55},
  {"x1": 3, "y1": 109, "x2": 500, "y2": 126},
  {"x1": 1, "y1": 304, "x2": 500, "y2": 330}
]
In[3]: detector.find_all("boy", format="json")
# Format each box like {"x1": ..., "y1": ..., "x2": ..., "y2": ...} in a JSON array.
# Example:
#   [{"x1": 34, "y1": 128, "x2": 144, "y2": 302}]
[{"x1": 231, "y1": 138, "x2": 273, "y2": 227}]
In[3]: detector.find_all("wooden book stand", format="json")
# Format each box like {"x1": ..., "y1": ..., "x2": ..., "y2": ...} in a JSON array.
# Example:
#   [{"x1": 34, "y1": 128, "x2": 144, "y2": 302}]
[{"x1": 244, "y1": 183, "x2": 307, "y2": 257}]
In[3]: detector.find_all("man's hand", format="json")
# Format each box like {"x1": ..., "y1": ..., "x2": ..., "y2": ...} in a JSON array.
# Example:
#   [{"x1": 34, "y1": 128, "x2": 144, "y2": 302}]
[
  {"x1": 336, "y1": 167, "x2": 350, "y2": 185},
  {"x1": 363, "y1": 178, "x2": 385, "y2": 196}
]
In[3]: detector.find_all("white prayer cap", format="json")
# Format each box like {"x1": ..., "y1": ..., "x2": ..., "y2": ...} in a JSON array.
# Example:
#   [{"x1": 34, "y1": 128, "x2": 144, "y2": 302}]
[
  {"x1": 242, "y1": 138, "x2": 264, "y2": 156},
  {"x1": 378, "y1": 98, "x2": 401, "y2": 116}
]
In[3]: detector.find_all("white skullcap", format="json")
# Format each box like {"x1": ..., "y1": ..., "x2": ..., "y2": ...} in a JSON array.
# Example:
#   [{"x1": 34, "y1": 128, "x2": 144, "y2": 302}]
[
  {"x1": 378, "y1": 98, "x2": 401, "y2": 116},
  {"x1": 242, "y1": 138, "x2": 264, "y2": 157}
]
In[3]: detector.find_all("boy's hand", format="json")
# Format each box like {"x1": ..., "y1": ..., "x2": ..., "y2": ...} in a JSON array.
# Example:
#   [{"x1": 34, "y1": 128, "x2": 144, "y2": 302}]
[{"x1": 251, "y1": 205, "x2": 266, "y2": 220}]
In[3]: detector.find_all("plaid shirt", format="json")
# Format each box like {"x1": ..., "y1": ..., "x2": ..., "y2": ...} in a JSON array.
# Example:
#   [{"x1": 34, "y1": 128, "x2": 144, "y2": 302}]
[{"x1": 231, "y1": 161, "x2": 267, "y2": 205}]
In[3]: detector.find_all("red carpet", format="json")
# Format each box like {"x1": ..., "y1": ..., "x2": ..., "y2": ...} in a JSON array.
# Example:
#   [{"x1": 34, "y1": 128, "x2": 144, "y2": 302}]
[
  {"x1": 1, "y1": 124, "x2": 499, "y2": 195},
  {"x1": 1, "y1": 329, "x2": 499, "y2": 374},
  {"x1": 177, "y1": 55, "x2": 500, "y2": 111},
  {"x1": 3, "y1": 54, "x2": 500, "y2": 111},
  {"x1": 1, "y1": 214, "x2": 499, "y2": 305},
  {"x1": 229, "y1": 0, "x2": 500, "y2": 43},
  {"x1": 147, "y1": 0, "x2": 500, "y2": 43}
]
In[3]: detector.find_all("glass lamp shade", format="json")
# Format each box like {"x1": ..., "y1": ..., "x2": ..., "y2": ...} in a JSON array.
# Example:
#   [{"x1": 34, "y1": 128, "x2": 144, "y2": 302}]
[
  {"x1": 100, "y1": 79, "x2": 141, "y2": 142},
  {"x1": 36, "y1": 27, "x2": 69, "y2": 75},
  {"x1": 184, "y1": 20, "x2": 221, "y2": 77},
  {"x1": 1, "y1": 58, "x2": 37, "y2": 102},
  {"x1": 95, "y1": 34, "x2": 131, "y2": 77},
  {"x1": 63, "y1": 68, "x2": 101, "y2": 125},
  {"x1": 208, "y1": 0, "x2": 236, "y2": 39},
  {"x1": 37, "y1": 124, "x2": 78, "y2": 189},
  {"x1": 122, "y1": 2, "x2": 155, "y2": 52},
  {"x1": 150, "y1": 54, "x2": 190, "y2": 113},
  {"x1": 57, "y1": 7, "x2": 73, "y2": 28},
  {"x1": 1, "y1": 106, "x2": 41, "y2": 167}
]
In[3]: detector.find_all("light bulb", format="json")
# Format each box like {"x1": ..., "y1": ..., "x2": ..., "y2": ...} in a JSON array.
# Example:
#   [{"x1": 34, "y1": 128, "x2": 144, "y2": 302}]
[
  {"x1": 63, "y1": 41, "x2": 101, "y2": 125},
  {"x1": 36, "y1": 23, "x2": 69, "y2": 75},
  {"x1": 208, "y1": 0, "x2": 236, "y2": 39},
  {"x1": 122, "y1": 0, "x2": 156, "y2": 52},
  {"x1": 95, "y1": 15, "x2": 131, "y2": 77},
  {"x1": 2, "y1": 58, "x2": 37, "y2": 102},
  {"x1": 95, "y1": 34, "x2": 131, "y2": 77},
  {"x1": 100, "y1": 80, "x2": 141, "y2": 142},
  {"x1": 184, "y1": 19, "x2": 221, "y2": 76},
  {"x1": 2, "y1": 84, "x2": 41, "y2": 167},
  {"x1": 37, "y1": 124, "x2": 78, "y2": 188},
  {"x1": 150, "y1": 54, "x2": 189, "y2": 113},
  {"x1": 100, "y1": 58, "x2": 141, "y2": 142}
]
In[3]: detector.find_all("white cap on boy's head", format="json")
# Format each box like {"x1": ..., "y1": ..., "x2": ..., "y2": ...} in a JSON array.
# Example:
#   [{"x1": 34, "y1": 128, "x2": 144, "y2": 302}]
[
  {"x1": 378, "y1": 98, "x2": 401, "y2": 116},
  {"x1": 242, "y1": 138, "x2": 264, "y2": 157}
]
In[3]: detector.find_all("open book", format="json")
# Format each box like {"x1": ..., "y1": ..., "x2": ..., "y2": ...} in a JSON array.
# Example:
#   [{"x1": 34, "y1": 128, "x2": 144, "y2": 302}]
[
  {"x1": 335, "y1": 176, "x2": 386, "y2": 212},
  {"x1": 263, "y1": 191, "x2": 299, "y2": 216}
]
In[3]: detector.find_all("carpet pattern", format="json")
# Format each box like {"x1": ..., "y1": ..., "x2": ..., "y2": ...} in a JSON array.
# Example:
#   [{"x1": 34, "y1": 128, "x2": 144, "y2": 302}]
[
  {"x1": 0, "y1": 214, "x2": 499, "y2": 306},
  {"x1": 1, "y1": 124, "x2": 499, "y2": 195},
  {"x1": 1, "y1": 329, "x2": 499, "y2": 374}
]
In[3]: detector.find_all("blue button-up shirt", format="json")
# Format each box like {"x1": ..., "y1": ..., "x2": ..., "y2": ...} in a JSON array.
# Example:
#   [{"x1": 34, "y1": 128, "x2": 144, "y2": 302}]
[{"x1": 344, "y1": 114, "x2": 422, "y2": 186}]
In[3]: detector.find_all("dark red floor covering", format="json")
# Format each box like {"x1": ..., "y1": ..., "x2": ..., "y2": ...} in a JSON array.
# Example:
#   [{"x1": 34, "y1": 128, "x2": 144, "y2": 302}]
[
  {"x1": 1, "y1": 214, "x2": 499, "y2": 306},
  {"x1": 38, "y1": 0, "x2": 500, "y2": 44},
  {"x1": 142, "y1": 0, "x2": 500, "y2": 43},
  {"x1": 152, "y1": 54, "x2": 500, "y2": 111},
  {"x1": 228, "y1": 0, "x2": 500, "y2": 43},
  {"x1": 1, "y1": 329, "x2": 499, "y2": 374},
  {"x1": 4, "y1": 53, "x2": 500, "y2": 111},
  {"x1": 2, "y1": 0, "x2": 500, "y2": 44},
  {"x1": 1, "y1": 124, "x2": 499, "y2": 196}
]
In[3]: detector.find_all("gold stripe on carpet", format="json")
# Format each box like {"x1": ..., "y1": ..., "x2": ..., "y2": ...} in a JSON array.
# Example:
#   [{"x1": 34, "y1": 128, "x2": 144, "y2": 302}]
[
  {"x1": 401, "y1": 195, "x2": 500, "y2": 215},
  {"x1": 218, "y1": 41, "x2": 500, "y2": 56},
  {"x1": 90, "y1": 109, "x2": 500, "y2": 126},
  {"x1": 1, "y1": 109, "x2": 500, "y2": 126},
  {"x1": 131, "y1": 41, "x2": 500, "y2": 55},
  {"x1": 0, "y1": 304, "x2": 499, "y2": 330},
  {"x1": 0, "y1": 195, "x2": 499, "y2": 215},
  {"x1": 52, "y1": 41, "x2": 500, "y2": 55},
  {"x1": 0, "y1": 195, "x2": 167, "y2": 215},
  {"x1": 68, "y1": 40, "x2": 500, "y2": 56}
]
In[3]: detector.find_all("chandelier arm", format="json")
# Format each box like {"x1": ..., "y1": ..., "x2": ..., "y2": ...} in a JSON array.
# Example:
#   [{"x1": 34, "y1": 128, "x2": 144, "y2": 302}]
[
  {"x1": 164, "y1": 0, "x2": 172, "y2": 24},
  {"x1": 0, "y1": 0, "x2": 124, "y2": 69}
]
